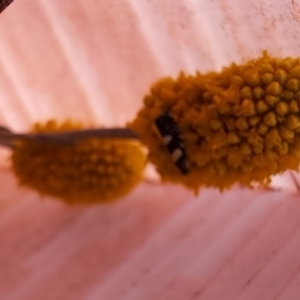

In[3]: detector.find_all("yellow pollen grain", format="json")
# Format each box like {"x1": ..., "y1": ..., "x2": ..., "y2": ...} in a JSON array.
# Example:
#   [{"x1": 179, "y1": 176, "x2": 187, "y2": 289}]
[
  {"x1": 243, "y1": 70, "x2": 260, "y2": 87},
  {"x1": 290, "y1": 66, "x2": 300, "y2": 79},
  {"x1": 262, "y1": 73, "x2": 274, "y2": 85},
  {"x1": 257, "y1": 123, "x2": 269, "y2": 135},
  {"x1": 11, "y1": 120, "x2": 146, "y2": 205},
  {"x1": 275, "y1": 101, "x2": 289, "y2": 115},
  {"x1": 240, "y1": 86, "x2": 253, "y2": 99},
  {"x1": 253, "y1": 87, "x2": 265, "y2": 100},
  {"x1": 227, "y1": 132, "x2": 240, "y2": 144},
  {"x1": 265, "y1": 95, "x2": 280, "y2": 107},
  {"x1": 286, "y1": 79, "x2": 300, "y2": 92},
  {"x1": 283, "y1": 90, "x2": 294, "y2": 101},
  {"x1": 274, "y1": 69, "x2": 287, "y2": 85},
  {"x1": 263, "y1": 111, "x2": 277, "y2": 127},
  {"x1": 256, "y1": 100, "x2": 269, "y2": 114},
  {"x1": 209, "y1": 119, "x2": 223, "y2": 131},
  {"x1": 231, "y1": 76, "x2": 244, "y2": 87},
  {"x1": 289, "y1": 101, "x2": 299, "y2": 113},
  {"x1": 286, "y1": 114, "x2": 300, "y2": 130},
  {"x1": 248, "y1": 116, "x2": 261, "y2": 127},
  {"x1": 266, "y1": 81, "x2": 282, "y2": 96},
  {"x1": 235, "y1": 118, "x2": 249, "y2": 131},
  {"x1": 279, "y1": 125, "x2": 295, "y2": 140}
]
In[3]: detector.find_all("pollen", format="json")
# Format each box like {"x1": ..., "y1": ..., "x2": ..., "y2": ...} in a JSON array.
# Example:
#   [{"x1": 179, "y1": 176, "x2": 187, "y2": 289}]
[
  {"x1": 11, "y1": 120, "x2": 146, "y2": 205},
  {"x1": 128, "y1": 51, "x2": 300, "y2": 193}
]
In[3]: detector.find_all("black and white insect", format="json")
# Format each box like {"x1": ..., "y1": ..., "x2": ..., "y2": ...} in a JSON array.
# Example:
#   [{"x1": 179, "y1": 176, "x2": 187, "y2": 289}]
[{"x1": 155, "y1": 112, "x2": 190, "y2": 175}]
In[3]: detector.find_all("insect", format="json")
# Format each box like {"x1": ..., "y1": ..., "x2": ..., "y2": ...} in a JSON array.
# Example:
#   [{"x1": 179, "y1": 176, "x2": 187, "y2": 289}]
[{"x1": 155, "y1": 112, "x2": 190, "y2": 175}]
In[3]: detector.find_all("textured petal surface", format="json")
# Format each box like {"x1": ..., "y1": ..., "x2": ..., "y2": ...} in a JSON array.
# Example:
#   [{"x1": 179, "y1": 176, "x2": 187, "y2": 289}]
[{"x1": 1, "y1": 0, "x2": 300, "y2": 299}]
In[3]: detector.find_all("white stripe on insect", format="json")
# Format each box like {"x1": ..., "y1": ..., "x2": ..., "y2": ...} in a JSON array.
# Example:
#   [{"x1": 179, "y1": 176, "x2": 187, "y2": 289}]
[
  {"x1": 154, "y1": 112, "x2": 190, "y2": 174},
  {"x1": 163, "y1": 135, "x2": 172, "y2": 145},
  {"x1": 171, "y1": 148, "x2": 183, "y2": 162}
]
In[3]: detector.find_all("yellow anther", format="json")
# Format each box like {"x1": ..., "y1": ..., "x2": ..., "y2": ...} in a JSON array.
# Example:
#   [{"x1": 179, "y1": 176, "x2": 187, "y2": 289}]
[
  {"x1": 12, "y1": 120, "x2": 146, "y2": 205},
  {"x1": 129, "y1": 51, "x2": 300, "y2": 192}
]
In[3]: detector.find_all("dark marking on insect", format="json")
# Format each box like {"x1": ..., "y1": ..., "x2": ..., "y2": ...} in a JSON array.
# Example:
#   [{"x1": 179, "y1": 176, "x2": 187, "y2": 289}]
[{"x1": 155, "y1": 112, "x2": 190, "y2": 175}]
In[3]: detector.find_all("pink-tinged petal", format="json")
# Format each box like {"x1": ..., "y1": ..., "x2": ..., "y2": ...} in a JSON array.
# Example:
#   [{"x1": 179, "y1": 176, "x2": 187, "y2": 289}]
[{"x1": 1, "y1": 0, "x2": 300, "y2": 299}]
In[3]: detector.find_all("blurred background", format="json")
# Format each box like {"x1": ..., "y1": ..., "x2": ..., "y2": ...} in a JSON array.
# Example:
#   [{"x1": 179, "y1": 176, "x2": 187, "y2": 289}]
[{"x1": 1, "y1": 0, "x2": 300, "y2": 299}]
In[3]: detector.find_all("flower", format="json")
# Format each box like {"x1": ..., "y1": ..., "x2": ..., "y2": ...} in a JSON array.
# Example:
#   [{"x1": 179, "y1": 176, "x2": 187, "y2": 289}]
[
  {"x1": 11, "y1": 120, "x2": 146, "y2": 205},
  {"x1": 129, "y1": 52, "x2": 300, "y2": 193}
]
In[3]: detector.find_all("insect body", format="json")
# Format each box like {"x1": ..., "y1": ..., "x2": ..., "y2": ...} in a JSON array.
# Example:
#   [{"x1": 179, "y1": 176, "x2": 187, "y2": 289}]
[{"x1": 155, "y1": 112, "x2": 190, "y2": 175}]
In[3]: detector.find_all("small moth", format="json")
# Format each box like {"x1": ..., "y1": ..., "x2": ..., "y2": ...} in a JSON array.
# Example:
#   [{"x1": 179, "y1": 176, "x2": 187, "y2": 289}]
[{"x1": 155, "y1": 112, "x2": 190, "y2": 174}]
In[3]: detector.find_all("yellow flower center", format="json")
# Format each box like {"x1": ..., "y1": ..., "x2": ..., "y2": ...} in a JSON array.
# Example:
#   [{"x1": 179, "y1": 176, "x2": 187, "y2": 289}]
[
  {"x1": 11, "y1": 120, "x2": 146, "y2": 204},
  {"x1": 128, "y1": 51, "x2": 300, "y2": 192}
]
